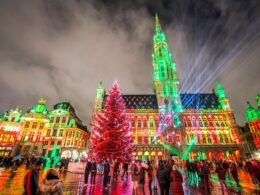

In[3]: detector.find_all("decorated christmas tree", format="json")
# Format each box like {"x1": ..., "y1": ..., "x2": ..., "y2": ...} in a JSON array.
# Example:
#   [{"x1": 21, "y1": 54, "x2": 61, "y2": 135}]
[{"x1": 91, "y1": 81, "x2": 134, "y2": 161}]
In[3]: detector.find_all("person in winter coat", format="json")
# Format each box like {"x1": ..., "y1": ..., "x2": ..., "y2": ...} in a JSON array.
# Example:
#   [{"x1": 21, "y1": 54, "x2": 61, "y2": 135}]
[
  {"x1": 247, "y1": 161, "x2": 257, "y2": 184},
  {"x1": 90, "y1": 160, "x2": 97, "y2": 185},
  {"x1": 216, "y1": 164, "x2": 229, "y2": 195},
  {"x1": 103, "y1": 160, "x2": 110, "y2": 189},
  {"x1": 252, "y1": 161, "x2": 260, "y2": 183},
  {"x1": 147, "y1": 161, "x2": 156, "y2": 195},
  {"x1": 84, "y1": 159, "x2": 92, "y2": 186},
  {"x1": 130, "y1": 160, "x2": 139, "y2": 192},
  {"x1": 138, "y1": 161, "x2": 148, "y2": 195},
  {"x1": 23, "y1": 159, "x2": 43, "y2": 195},
  {"x1": 171, "y1": 165, "x2": 184, "y2": 195},
  {"x1": 230, "y1": 162, "x2": 239, "y2": 186},
  {"x1": 39, "y1": 168, "x2": 63, "y2": 195},
  {"x1": 157, "y1": 160, "x2": 171, "y2": 195},
  {"x1": 108, "y1": 159, "x2": 114, "y2": 186},
  {"x1": 113, "y1": 160, "x2": 120, "y2": 179},
  {"x1": 122, "y1": 161, "x2": 129, "y2": 178}
]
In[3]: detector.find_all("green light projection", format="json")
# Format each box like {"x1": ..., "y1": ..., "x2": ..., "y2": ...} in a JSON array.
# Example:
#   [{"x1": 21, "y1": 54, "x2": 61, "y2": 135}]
[
  {"x1": 152, "y1": 13, "x2": 182, "y2": 131},
  {"x1": 246, "y1": 101, "x2": 259, "y2": 122}
]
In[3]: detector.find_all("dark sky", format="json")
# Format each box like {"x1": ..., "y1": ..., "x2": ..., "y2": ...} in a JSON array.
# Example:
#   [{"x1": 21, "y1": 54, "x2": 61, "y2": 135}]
[{"x1": 0, "y1": 0, "x2": 259, "y2": 126}]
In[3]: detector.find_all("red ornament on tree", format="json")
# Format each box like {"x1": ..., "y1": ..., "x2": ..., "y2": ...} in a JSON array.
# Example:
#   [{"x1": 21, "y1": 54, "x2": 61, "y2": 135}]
[{"x1": 91, "y1": 81, "x2": 134, "y2": 161}]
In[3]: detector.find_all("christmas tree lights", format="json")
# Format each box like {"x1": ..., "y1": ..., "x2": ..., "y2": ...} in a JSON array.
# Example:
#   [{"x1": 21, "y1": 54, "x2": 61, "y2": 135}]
[{"x1": 91, "y1": 81, "x2": 134, "y2": 161}]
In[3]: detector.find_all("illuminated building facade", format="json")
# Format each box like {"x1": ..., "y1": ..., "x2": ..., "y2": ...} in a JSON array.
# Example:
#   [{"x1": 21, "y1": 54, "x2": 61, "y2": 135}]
[
  {"x1": 0, "y1": 99, "x2": 90, "y2": 159},
  {"x1": 0, "y1": 107, "x2": 22, "y2": 156},
  {"x1": 44, "y1": 102, "x2": 89, "y2": 161},
  {"x1": 246, "y1": 94, "x2": 260, "y2": 151},
  {"x1": 239, "y1": 125, "x2": 256, "y2": 159},
  {"x1": 92, "y1": 15, "x2": 242, "y2": 161},
  {"x1": 18, "y1": 98, "x2": 49, "y2": 157}
]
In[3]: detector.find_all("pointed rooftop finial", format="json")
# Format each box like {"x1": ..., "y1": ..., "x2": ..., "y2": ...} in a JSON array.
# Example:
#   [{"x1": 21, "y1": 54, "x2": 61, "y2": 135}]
[
  {"x1": 38, "y1": 98, "x2": 46, "y2": 105},
  {"x1": 155, "y1": 13, "x2": 162, "y2": 33},
  {"x1": 215, "y1": 81, "x2": 223, "y2": 90},
  {"x1": 98, "y1": 81, "x2": 103, "y2": 88}
]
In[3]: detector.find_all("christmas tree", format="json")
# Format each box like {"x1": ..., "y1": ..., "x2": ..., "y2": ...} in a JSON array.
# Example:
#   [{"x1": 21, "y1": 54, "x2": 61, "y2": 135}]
[{"x1": 91, "y1": 81, "x2": 134, "y2": 161}]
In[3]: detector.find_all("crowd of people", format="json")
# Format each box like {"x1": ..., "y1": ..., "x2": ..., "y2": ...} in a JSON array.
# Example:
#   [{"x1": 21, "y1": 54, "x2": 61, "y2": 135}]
[
  {"x1": 0, "y1": 155, "x2": 71, "y2": 172},
  {"x1": 84, "y1": 158, "x2": 184, "y2": 195},
  {"x1": 185, "y1": 159, "x2": 260, "y2": 194},
  {"x1": 1, "y1": 154, "x2": 259, "y2": 195}
]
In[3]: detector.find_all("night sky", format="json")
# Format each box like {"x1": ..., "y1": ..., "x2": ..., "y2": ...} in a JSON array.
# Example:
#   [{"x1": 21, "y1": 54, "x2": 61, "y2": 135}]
[{"x1": 0, "y1": 0, "x2": 259, "y2": 126}]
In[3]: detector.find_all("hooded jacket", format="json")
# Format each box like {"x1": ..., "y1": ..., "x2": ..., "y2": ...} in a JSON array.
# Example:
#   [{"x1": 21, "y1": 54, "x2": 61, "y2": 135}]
[{"x1": 40, "y1": 173, "x2": 63, "y2": 195}]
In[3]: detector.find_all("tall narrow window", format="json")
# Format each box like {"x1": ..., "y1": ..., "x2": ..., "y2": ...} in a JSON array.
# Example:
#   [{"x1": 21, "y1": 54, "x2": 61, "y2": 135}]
[
  {"x1": 170, "y1": 86, "x2": 173, "y2": 96},
  {"x1": 25, "y1": 122, "x2": 30, "y2": 128},
  {"x1": 138, "y1": 137, "x2": 142, "y2": 144},
  {"x1": 131, "y1": 121, "x2": 135, "y2": 128},
  {"x1": 143, "y1": 120, "x2": 147, "y2": 128},
  {"x1": 56, "y1": 117, "x2": 60, "y2": 123},
  {"x1": 138, "y1": 120, "x2": 141, "y2": 128},
  {"x1": 32, "y1": 122, "x2": 37, "y2": 129},
  {"x1": 149, "y1": 120, "x2": 154, "y2": 127},
  {"x1": 144, "y1": 136, "x2": 148, "y2": 144},
  {"x1": 39, "y1": 123, "x2": 44, "y2": 129},
  {"x1": 52, "y1": 129, "x2": 57, "y2": 136},
  {"x1": 62, "y1": 117, "x2": 66, "y2": 123},
  {"x1": 161, "y1": 66, "x2": 165, "y2": 79}
]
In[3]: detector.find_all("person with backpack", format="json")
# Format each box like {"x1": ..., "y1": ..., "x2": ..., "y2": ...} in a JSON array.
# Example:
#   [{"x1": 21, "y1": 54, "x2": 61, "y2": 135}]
[
  {"x1": 23, "y1": 159, "x2": 43, "y2": 195},
  {"x1": 39, "y1": 168, "x2": 63, "y2": 195},
  {"x1": 130, "y1": 160, "x2": 139, "y2": 193}
]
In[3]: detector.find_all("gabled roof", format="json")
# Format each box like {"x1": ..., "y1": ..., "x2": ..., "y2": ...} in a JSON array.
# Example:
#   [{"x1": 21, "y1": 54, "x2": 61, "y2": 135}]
[
  {"x1": 123, "y1": 95, "x2": 159, "y2": 109},
  {"x1": 53, "y1": 102, "x2": 88, "y2": 132},
  {"x1": 103, "y1": 95, "x2": 158, "y2": 110},
  {"x1": 180, "y1": 93, "x2": 220, "y2": 109},
  {"x1": 103, "y1": 93, "x2": 220, "y2": 110}
]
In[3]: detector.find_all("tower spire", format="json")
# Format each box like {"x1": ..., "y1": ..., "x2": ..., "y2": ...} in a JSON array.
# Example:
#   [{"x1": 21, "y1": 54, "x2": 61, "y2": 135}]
[
  {"x1": 155, "y1": 13, "x2": 162, "y2": 33},
  {"x1": 152, "y1": 13, "x2": 182, "y2": 129}
]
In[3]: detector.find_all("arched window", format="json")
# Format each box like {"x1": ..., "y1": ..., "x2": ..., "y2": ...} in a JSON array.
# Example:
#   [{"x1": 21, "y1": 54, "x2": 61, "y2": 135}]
[
  {"x1": 170, "y1": 86, "x2": 173, "y2": 96},
  {"x1": 143, "y1": 120, "x2": 147, "y2": 128},
  {"x1": 189, "y1": 133, "x2": 194, "y2": 144},
  {"x1": 161, "y1": 66, "x2": 165, "y2": 79},
  {"x1": 207, "y1": 134, "x2": 211, "y2": 143},
  {"x1": 138, "y1": 120, "x2": 141, "y2": 128},
  {"x1": 163, "y1": 86, "x2": 167, "y2": 97},
  {"x1": 219, "y1": 134, "x2": 223, "y2": 143},
  {"x1": 158, "y1": 48, "x2": 163, "y2": 57},
  {"x1": 149, "y1": 120, "x2": 154, "y2": 127},
  {"x1": 202, "y1": 134, "x2": 206, "y2": 143}
]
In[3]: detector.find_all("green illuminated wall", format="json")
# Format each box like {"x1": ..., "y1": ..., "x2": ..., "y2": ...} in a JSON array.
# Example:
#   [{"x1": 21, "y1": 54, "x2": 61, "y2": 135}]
[
  {"x1": 215, "y1": 82, "x2": 231, "y2": 111},
  {"x1": 246, "y1": 94, "x2": 260, "y2": 123}
]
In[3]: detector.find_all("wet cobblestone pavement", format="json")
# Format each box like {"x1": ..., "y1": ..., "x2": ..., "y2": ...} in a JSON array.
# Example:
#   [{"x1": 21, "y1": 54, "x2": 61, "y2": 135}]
[{"x1": 0, "y1": 163, "x2": 259, "y2": 195}]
